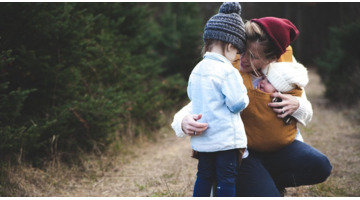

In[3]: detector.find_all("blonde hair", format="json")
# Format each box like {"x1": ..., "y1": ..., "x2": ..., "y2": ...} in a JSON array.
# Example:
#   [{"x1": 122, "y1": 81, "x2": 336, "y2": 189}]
[
  {"x1": 245, "y1": 21, "x2": 277, "y2": 60},
  {"x1": 243, "y1": 20, "x2": 278, "y2": 77}
]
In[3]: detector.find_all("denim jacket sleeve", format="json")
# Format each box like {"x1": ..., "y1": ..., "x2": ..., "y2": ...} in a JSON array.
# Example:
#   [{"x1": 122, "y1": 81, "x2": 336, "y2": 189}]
[{"x1": 221, "y1": 69, "x2": 249, "y2": 113}]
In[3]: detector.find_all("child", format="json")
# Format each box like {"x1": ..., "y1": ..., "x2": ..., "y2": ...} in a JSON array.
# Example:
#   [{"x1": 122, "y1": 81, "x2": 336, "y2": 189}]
[
  {"x1": 187, "y1": 2, "x2": 249, "y2": 197},
  {"x1": 259, "y1": 61, "x2": 309, "y2": 124},
  {"x1": 241, "y1": 59, "x2": 309, "y2": 152},
  {"x1": 257, "y1": 61, "x2": 308, "y2": 95}
]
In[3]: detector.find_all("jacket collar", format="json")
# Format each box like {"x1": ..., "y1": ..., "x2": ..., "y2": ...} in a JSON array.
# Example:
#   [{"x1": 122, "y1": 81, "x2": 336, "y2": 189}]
[{"x1": 204, "y1": 52, "x2": 231, "y2": 65}]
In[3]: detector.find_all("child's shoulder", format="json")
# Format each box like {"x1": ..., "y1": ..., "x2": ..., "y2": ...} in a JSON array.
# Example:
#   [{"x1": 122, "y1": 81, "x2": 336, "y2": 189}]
[{"x1": 199, "y1": 57, "x2": 234, "y2": 72}]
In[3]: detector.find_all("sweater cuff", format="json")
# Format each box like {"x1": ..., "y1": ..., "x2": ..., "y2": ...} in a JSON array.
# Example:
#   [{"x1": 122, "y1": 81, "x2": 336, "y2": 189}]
[
  {"x1": 171, "y1": 102, "x2": 192, "y2": 137},
  {"x1": 292, "y1": 96, "x2": 306, "y2": 126},
  {"x1": 171, "y1": 118, "x2": 187, "y2": 138}
]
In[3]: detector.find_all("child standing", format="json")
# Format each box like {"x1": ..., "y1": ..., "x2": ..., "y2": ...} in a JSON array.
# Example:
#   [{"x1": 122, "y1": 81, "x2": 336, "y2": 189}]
[{"x1": 187, "y1": 2, "x2": 249, "y2": 197}]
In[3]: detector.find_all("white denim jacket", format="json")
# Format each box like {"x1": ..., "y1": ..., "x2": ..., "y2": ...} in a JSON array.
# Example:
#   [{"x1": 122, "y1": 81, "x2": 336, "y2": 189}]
[{"x1": 187, "y1": 52, "x2": 249, "y2": 152}]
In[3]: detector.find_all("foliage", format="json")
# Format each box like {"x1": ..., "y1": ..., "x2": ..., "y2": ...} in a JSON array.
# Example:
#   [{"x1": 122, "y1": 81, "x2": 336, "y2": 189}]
[
  {"x1": 0, "y1": 50, "x2": 37, "y2": 161},
  {"x1": 155, "y1": 3, "x2": 204, "y2": 79},
  {"x1": 0, "y1": 2, "x2": 197, "y2": 164},
  {"x1": 314, "y1": 21, "x2": 360, "y2": 106}
]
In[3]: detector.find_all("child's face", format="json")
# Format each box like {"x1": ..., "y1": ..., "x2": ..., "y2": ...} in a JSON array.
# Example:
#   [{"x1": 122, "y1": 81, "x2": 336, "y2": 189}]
[
  {"x1": 257, "y1": 76, "x2": 277, "y2": 93},
  {"x1": 224, "y1": 44, "x2": 239, "y2": 62}
]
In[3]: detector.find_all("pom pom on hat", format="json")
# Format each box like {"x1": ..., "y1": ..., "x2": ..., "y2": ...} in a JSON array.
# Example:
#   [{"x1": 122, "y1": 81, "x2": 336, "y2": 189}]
[
  {"x1": 219, "y1": 2, "x2": 241, "y2": 15},
  {"x1": 251, "y1": 17, "x2": 299, "y2": 58},
  {"x1": 263, "y1": 62, "x2": 309, "y2": 92},
  {"x1": 203, "y1": 2, "x2": 246, "y2": 52}
]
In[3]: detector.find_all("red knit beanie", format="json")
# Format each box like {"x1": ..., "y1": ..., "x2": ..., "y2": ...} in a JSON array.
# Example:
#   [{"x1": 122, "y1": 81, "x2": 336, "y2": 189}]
[{"x1": 251, "y1": 17, "x2": 299, "y2": 58}]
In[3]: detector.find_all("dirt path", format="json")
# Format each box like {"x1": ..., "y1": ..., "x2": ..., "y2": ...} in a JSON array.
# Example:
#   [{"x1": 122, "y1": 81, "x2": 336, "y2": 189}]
[
  {"x1": 8, "y1": 69, "x2": 360, "y2": 197},
  {"x1": 9, "y1": 124, "x2": 198, "y2": 197},
  {"x1": 64, "y1": 68, "x2": 360, "y2": 197},
  {"x1": 78, "y1": 135, "x2": 198, "y2": 197},
  {"x1": 285, "y1": 68, "x2": 360, "y2": 197}
]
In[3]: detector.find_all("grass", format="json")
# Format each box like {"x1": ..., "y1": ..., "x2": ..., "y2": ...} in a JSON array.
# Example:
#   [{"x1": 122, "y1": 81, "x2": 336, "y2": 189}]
[
  {"x1": 1, "y1": 69, "x2": 359, "y2": 197},
  {"x1": 285, "y1": 68, "x2": 360, "y2": 197},
  {"x1": 311, "y1": 182, "x2": 348, "y2": 197}
]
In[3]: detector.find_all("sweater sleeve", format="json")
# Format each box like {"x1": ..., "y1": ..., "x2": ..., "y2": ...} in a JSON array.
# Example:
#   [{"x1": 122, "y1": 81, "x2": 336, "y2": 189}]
[
  {"x1": 171, "y1": 102, "x2": 192, "y2": 137},
  {"x1": 292, "y1": 88, "x2": 313, "y2": 126}
]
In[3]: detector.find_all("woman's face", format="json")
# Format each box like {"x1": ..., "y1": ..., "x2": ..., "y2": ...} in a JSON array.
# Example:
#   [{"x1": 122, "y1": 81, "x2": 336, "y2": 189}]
[{"x1": 239, "y1": 41, "x2": 271, "y2": 74}]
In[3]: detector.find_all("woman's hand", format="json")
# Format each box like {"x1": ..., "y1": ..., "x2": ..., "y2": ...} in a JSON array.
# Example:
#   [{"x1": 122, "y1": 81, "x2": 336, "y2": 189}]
[
  {"x1": 181, "y1": 114, "x2": 208, "y2": 136},
  {"x1": 268, "y1": 92, "x2": 300, "y2": 118}
]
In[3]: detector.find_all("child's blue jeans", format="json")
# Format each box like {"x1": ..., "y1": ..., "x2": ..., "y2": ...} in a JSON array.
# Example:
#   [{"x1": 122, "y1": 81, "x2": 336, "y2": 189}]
[{"x1": 193, "y1": 149, "x2": 238, "y2": 197}]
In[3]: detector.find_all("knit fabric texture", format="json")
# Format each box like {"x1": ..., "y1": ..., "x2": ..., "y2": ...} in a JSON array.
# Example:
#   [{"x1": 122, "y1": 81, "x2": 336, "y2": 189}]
[
  {"x1": 203, "y1": 2, "x2": 246, "y2": 53},
  {"x1": 251, "y1": 17, "x2": 299, "y2": 58},
  {"x1": 240, "y1": 71, "x2": 302, "y2": 152},
  {"x1": 264, "y1": 61, "x2": 309, "y2": 92}
]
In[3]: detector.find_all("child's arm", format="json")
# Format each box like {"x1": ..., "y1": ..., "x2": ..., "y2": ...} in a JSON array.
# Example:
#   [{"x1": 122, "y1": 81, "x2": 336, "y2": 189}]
[{"x1": 222, "y1": 70, "x2": 249, "y2": 113}]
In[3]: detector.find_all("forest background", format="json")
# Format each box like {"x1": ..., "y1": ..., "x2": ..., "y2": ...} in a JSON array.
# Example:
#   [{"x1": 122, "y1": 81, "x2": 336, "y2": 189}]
[{"x1": 0, "y1": 2, "x2": 359, "y2": 196}]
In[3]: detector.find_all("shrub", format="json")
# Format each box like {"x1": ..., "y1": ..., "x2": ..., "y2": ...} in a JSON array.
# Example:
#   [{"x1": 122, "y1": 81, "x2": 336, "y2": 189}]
[
  {"x1": 0, "y1": 3, "x2": 194, "y2": 164},
  {"x1": 315, "y1": 21, "x2": 360, "y2": 106},
  {"x1": 155, "y1": 3, "x2": 204, "y2": 79}
]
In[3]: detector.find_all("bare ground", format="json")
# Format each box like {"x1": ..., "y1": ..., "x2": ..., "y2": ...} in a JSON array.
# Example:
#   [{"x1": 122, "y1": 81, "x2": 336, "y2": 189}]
[{"x1": 4, "y1": 68, "x2": 360, "y2": 197}]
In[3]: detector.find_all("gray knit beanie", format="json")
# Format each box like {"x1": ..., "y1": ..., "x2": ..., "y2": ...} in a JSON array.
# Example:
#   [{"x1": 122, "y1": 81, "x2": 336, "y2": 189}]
[{"x1": 203, "y1": 2, "x2": 246, "y2": 53}]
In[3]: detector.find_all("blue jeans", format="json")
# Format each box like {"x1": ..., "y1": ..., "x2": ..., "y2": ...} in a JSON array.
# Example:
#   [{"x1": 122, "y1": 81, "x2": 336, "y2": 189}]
[
  {"x1": 193, "y1": 149, "x2": 238, "y2": 197},
  {"x1": 236, "y1": 140, "x2": 332, "y2": 197}
]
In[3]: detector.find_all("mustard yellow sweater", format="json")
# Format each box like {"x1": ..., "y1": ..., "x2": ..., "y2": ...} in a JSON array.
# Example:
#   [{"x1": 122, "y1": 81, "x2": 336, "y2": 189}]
[{"x1": 232, "y1": 46, "x2": 302, "y2": 152}]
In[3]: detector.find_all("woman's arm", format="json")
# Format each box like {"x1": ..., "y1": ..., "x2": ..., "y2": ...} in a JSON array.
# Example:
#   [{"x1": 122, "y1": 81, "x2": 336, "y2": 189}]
[
  {"x1": 268, "y1": 88, "x2": 313, "y2": 126},
  {"x1": 292, "y1": 90, "x2": 313, "y2": 125},
  {"x1": 171, "y1": 102, "x2": 208, "y2": 137}
]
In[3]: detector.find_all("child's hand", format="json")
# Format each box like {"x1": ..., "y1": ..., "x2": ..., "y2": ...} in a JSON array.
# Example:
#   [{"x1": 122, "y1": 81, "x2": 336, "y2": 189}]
[{"x1": 181, "y1": 114, "x2": 208, "y2": 136}]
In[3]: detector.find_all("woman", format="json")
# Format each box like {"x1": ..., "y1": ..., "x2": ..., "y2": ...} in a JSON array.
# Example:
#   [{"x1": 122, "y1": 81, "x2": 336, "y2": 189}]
[{"x1": 171, "y1": 16, "x2": 332, "y2": 197}]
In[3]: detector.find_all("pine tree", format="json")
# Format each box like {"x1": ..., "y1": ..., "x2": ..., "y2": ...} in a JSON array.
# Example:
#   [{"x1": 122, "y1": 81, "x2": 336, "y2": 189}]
[
  {"x1": 0, "y1": 2, "x2": 188, "y2": 164},
  {"x1": 315, "y1": 21, "x2": 360, "y2": 105},
  {"x1": 155, "y1": 3, "x2": 204, "y2": 79}
]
